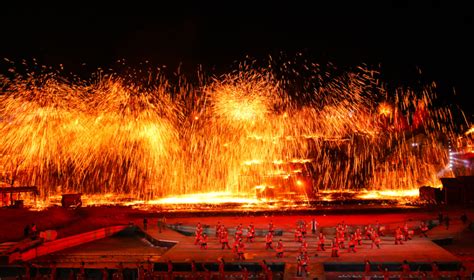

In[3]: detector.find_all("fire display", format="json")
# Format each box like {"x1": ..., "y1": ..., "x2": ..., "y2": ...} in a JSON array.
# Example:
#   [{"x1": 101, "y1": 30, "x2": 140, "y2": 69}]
[{"x1": 0, "y1": 61, "x2": 461, "y2": 206}]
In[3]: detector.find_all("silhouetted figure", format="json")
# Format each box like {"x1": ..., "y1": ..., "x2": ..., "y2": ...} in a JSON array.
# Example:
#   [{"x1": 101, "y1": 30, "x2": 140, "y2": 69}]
[
  {"x1": 30, "y1": 223, "x2": 38, "y2": 239},
  {"x1": 143, "y1": 218, "x2": 148, "y2": 231},
  {"x1": 460, "y1": 212, "x2": 468, "y2": 224},
  {"x1": 23, "y1": 262, "x2": 32, "y2": 280},
  {"x1": 101, "y1": 267, "x2": 108, "y2": 280},
  {"x1": 401, "y1": 260, "x2": 411, "y2": 280},
  {"x1": 240, "y1": 266, "x2": 249, "y2": 280},
  {"x1": 50, "y1": 262, "x2": 57, "y2": 280},
  {"x1": 146, "y1": 259, "x2": 153, "y2": 273},
  {"x1": 24, "y1": 224, "x2": 31, "y2": 238},
  {"x1": 364, "y1": 260, "x2": 371, "y2": 273},
  {"x1": 157, "y1": 218, "x2": 162, "y2": 233},
  {"x1": 79, "y1": 262, "x2": 85, "y2": 275},
  {"x1": 438, "y1": 212, "x2": 443, "y2": 224},
  {"x1": 114, "y1": 262, "x2": 124, "y2": 280},
  {"x1": 161, "y1": 216, "x2": 167, "y2": 230},
  {"x1": 311, "y1": 217, "x2": 318, "y2": 234},
  {"x1": 136, "y1": 264, "x2": 145, "y2": 280},
  {"x1": 331, "y1": 238, "x2": 339, "y2": 257},
  {"x1": 420, "y1": 221, "x2": 429, "y2": 237},
  {"x1": 455, "y1": 265, "x2": 466, "y2": 280},
  {"x1": 201, "y1": 263, "x2": 211, "y2": 280},
  {"x1": 167, "y1": 260, "x2": 173, "y2": 280},
  {"x1": 419, "y1": 270, "x2": 428, "y2": 280},
  {"x1": 444, "y1": 215, "x2": 450, "y2": 229},
  {"x1": 190, "y1": 260, "x2": 197, "y2": 280},
  {"x1": 383, "y1": 267, "x2": 390, "y2": 280},
  {"x1": 431, "y1": 261, "x2": 440, "y2": 280}
]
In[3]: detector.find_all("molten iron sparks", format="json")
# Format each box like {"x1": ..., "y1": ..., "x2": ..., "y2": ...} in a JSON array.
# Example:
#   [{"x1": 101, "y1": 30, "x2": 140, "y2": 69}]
[{"x1": 0, "y1": 62, "x2": 461, "y2": 207}]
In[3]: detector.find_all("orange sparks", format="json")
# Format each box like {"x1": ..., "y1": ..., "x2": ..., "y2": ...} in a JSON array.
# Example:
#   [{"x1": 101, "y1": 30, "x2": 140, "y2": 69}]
[{"x1": 0, "y1": 63, "x2": 460, "y2": 207}]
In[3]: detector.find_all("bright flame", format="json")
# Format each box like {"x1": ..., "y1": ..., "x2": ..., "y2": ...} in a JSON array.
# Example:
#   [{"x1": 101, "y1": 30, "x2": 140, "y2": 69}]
[{"x1": 378, "y1": 102, "x2": 393, "y2": 116}]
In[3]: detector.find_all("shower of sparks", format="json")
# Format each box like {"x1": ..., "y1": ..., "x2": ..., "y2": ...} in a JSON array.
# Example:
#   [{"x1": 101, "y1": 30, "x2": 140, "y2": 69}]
[{"x1": 0, "y1": 60, "x2": 463, "y2": 207}]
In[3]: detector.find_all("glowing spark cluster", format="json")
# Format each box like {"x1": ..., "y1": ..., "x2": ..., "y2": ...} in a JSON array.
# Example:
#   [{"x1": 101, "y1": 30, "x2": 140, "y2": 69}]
[{"x1": 0, "y1": 61, "x2": 460, "y2": 205}]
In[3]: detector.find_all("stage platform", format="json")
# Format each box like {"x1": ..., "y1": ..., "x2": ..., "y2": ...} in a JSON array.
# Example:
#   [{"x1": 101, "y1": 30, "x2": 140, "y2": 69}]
[{"x1": 1, "y1": 209, "x2": 472, "y2": 279}]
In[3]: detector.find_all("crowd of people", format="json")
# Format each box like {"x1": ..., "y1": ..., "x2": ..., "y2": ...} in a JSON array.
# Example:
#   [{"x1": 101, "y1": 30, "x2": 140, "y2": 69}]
[
  {"x1": 190, "y1": 217, "x2": 433, "y2": 262},
  {"x1": 17, "y1": 257, "x2": 469, "y2": 280},
  {"x1": 187, "y1": 214, "x2": 469, "y2": 278},
  {"x1": 14, "y1": 212, "x2": 471, "y2": 279}
]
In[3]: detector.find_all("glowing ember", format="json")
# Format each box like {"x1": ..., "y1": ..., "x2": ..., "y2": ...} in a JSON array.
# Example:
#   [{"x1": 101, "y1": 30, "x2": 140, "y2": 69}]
[
  {"x1": 356, "y1": 189, "x2": 420, "y2": 200},
  {"x1": 150, "y1": 192, "x2": 261, "y2": 205}
]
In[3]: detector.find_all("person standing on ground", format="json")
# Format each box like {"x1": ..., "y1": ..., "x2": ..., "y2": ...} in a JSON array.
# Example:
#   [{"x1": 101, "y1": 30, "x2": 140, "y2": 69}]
[
  {"x1": 146, "y1": 258, "x2": 153, "y2": 274},
  {"x1": 276, "y1": 239, "x2": 284, "y2": 258},
  {"x1": 355, "y1": 228, "x2": 362, "y2": 245},
  {"x1": 161, "y1": 216, "x2": 167, "y2": 230},
  {"x1": 167, "y1": 260, "x2": 173, "y2": 280},
  {"x1": 246, "y1": 223, "x2": 255, "y2": 242},
  {"x1": 347, "y1": 235, "x2": 356, "y2": 252},
  {"x1": 101, "y1": 267, "x2": 108, "y2": 280},
  {"x1": 215, "y1": 221, "x2": 221, "y2": 237},
  {"x1": 460, "y1": 212, "x2": 468, "y2": 224},
  {"x1": 136, "y1": 263, "x2": 145, "y2": 280},
  {"x1": 311, "y1": 217, "x2": 318, "y2": 234},
  {"x1": 200, "y1": 233, "x2": 208, "y2": 250},
  {"x1": 331, "y1": 237, "x2": 339, "y2": 257},
  {"x1": 268, "y1": 220, "x2": 274, "y2": 235},
  {"x1": 317, "y1": 232, "x2": 326, "y2": 251},
  {"x1": 372, "y1": 233, "x2": 381, "y2": 249},
  {"x1": 143, "y1": 218, "x2": 148, "y2": 231},
  {"x1": 431, "y1": 261, "x2": 440, "y2": 280},
  {"x1": 23, "y1": 262, "x2": 32, "y2": 280},
  {"x1": 237, "y1": 239, "x2": 246, "y2": 260},
  {"x1": 364, "y1": 260, "x2": 371, "y2": 274},
  {"x1": 294, "y1": 227, "x2": 302, "y2": 242},
  {"x1": 24, "y1": 224, "x2": 31, "y2": 238},
  {"x1": 240, "y1": 266, "x2": 249, "y2": 280},
  {"x1": 383, "y1": 267, "x2": 390, "y2": 280},
  {"x1": 299, "y1": 238, "x2": 308, "y2": 254},
  {"x1": 300, "y1": 220, "x2": 307, "y2": 237},
  {"x1": 49, "y1": 261, "x2": 57, "y2": 280},
  {"x1": 194, "y1": 223, "x2": 203, "y2": 245},
  {"x1": 266, "y1": 267, "x2": 273, "y2": 280},
  {"x1": 79, "y1": 261, "x2": 85, "y2": 277},
  {"x1": 220, "y1": 229, "x2": 231, "y2": 249},
  {"x1": 218, "y1": 258, "x2": 225, "y2": 279},
  {"x1": 202, "y1": 263, "x2": 211, "y2": 280},
  {"x1": 265, "y1": 232, "x2": 274, "y2": 250},
  {"x1": 403, "y1": 222, "x2": 412, "y2": 241},
  {"x1": 420, "y1": 221, "x2": 429, "y2": 237},
  {"x1": 395, "y1": 227, "x2": 404, "y2": 245},
  {"x1": 401, "y1": 260, "x2": 411, "y2": 280},
  {"x1": 296, "y1": 254, "x2": 302, "y2": 277},
  {"x1": 300, "y1": 253, "x2": 309, "y2": 277},
  {"x1": 190, "y1": 260, "x2": 197, "y2": 280},
  {"x1": 30, "y1": 223, "x2": 38, "y2": 239},
  {"x1": 445, "y1": 215, "x2": 450, "y2": 230},
  {"x1": 157, "y1": 217, "x2": 162, "y2": 233}
]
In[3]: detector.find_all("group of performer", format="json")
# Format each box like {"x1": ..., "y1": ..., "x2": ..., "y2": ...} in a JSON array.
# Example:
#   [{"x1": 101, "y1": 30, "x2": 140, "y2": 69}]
[{"x1": 192, "y1": 218, "x2": 434, "y2": 262}]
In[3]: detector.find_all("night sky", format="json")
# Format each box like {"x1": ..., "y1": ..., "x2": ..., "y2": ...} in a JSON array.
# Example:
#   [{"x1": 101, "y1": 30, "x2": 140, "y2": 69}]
[{"x1": 1, "y1": 1, "x2": 473, "y2": 119}]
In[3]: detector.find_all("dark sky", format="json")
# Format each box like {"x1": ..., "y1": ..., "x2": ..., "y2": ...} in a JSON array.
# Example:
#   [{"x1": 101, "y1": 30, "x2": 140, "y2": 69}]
[{"x1": 1, "y1": 1, "x2": 473, "y2": 118}]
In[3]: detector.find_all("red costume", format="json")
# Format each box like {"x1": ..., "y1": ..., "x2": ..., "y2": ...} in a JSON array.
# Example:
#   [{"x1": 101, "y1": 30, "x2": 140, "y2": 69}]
[{"x1": 265, "y1": 233, "x2": 274, "y2": 249}]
